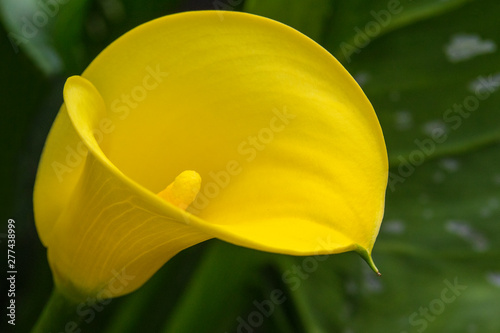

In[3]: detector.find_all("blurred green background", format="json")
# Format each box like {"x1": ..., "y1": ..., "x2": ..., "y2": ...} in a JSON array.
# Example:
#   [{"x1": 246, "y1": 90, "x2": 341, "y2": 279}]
[{"x1": 1, "y1": 0, "x2": 499, "y2": 332}]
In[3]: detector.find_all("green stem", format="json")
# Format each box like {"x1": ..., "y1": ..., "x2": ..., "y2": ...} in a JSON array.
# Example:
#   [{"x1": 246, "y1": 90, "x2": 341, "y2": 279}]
[{"x1": 31, "y1": 288, "x2": 82, "y2": 333}]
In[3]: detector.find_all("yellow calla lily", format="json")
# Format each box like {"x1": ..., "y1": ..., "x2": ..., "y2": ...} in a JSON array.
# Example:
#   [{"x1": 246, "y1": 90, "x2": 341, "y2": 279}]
[{"x1": 33, "y1": 11, "x2": 388, "y2": 301}]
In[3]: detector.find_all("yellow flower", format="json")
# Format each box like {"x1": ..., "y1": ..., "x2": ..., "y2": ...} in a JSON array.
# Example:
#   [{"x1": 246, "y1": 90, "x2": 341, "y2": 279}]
[{"x1": 33, "y1": 11, "x2": 388, "y2": 301}]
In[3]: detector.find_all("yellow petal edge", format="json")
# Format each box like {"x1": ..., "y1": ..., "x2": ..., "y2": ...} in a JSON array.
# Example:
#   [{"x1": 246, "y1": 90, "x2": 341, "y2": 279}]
[{"x1": 34, "y1": 11, "x2": 388, "y2": 301}]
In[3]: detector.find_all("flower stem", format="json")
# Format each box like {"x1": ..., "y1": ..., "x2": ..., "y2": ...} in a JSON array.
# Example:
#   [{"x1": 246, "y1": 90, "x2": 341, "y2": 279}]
[{"x1": 31, "y1": 288, "x2": 82, "y2": 333}]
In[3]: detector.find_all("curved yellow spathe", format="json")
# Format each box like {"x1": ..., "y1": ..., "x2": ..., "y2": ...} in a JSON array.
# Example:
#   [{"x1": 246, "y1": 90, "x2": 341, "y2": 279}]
[{"x1": 33, "y1": 11, "x2": 388, "y2": 301}]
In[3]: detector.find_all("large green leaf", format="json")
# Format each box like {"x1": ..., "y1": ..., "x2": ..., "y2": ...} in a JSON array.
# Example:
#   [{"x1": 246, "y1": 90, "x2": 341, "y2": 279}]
[
  {"x1": 379, "y1": 143, "x2": 500, "y2": 332},
  {"x1": 325, "y1": 0, "x2": 471, "y2": 62},
  {"x1": 340, "y1": 0, "x2": 500, "y2": 163}
]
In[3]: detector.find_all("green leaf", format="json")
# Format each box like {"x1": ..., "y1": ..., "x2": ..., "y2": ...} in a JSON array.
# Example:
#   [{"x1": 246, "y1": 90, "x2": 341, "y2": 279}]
[
  {"x1": 383, "y1": 143, "x2": 500, "y2": 258},
  {"x1": 244, "y1": 0, "x2": 333, "y2": 41},
  {"x1": 325, "y1": 0, "x2": 471, "y2": 62},
  {"x1": 339, "y1": 0, "x2": 500, "y2": 163}
]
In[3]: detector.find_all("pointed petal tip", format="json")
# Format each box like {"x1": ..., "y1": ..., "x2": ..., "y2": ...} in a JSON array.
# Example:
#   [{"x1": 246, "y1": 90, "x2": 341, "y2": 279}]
[{"x1": 354, "y1": 244, "x2": 380, "y2": 276}]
